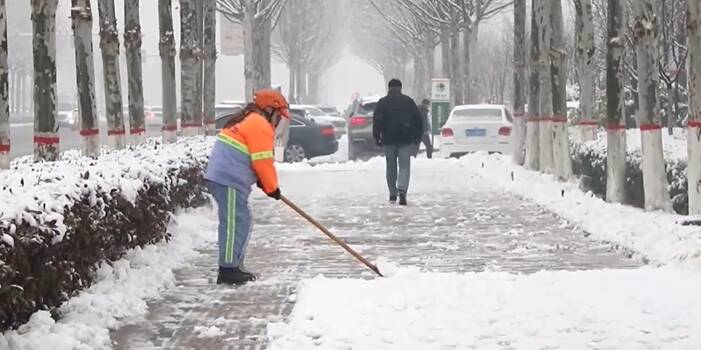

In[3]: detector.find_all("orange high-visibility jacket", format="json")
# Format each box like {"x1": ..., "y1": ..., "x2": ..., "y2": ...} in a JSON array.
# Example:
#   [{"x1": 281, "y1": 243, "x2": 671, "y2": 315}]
[{"x1": 205, "y1": 112, "x2": 279, "y2": 194}]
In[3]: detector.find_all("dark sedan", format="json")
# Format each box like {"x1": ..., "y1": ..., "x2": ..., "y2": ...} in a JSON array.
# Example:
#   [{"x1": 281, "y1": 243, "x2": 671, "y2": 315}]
[{"x1": 215, "y1": 111, "x2": 338, "y2": 163}]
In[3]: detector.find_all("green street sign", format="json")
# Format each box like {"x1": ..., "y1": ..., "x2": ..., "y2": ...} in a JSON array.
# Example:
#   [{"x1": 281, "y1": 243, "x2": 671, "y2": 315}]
[
  {"x1": 431, "y1": 79, "x2": 450, "y2": 135},
  {"x1": 431, "y1": 102, "x2": 450, "y2": 135}
]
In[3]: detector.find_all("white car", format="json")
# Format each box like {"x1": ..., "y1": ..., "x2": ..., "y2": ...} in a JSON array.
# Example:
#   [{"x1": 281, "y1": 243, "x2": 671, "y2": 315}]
[
  {"x1": 290, "y1": 104, "x2": 347, "y2": 139},
  {"x1": 439, "y1": 104, "x2": 513, "y2": 158}
]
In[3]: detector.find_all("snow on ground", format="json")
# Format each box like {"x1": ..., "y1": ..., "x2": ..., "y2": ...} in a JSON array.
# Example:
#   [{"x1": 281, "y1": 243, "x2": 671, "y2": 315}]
[
  {"x1": 457, "y1": 152, "x2": 701, "y2": 267},
  {"x1": 268, "y1": 267, "x2": 701, "y2": 349},
  {"x1": 0, "y1": 208, "x2": 217, "y2": 350},
  {"x1": 571, "y1": 127, "x2": 688, "y2": 161}
]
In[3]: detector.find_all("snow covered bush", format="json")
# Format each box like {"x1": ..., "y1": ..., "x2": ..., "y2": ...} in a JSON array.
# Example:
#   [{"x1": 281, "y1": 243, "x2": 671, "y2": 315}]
[
  {"x1": 0, "y1": 138, "x2": 212, "y2": 331},
  {"x1": 571, "y1": 141, "x2": 688, "y2": 214}
]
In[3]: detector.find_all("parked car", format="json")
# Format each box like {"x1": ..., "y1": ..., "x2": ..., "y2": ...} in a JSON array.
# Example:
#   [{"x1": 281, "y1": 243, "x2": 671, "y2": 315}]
[
  {"x1": 439, "y1": 104, "x2": 513, "y2": 158},
  {"x1": 145, "y1": 106, "x2": 163, "y2": 126},
  {"x1": 215, "y1": 111, "x2": 338, "y2": 163},
  {"x1": 290, "y1": 104, "x2": 346, "y2": 139},
  {"x1": 215, "y1": 104, "x2": 243, "y2": 118},
  {"x1": 317, "y1": 105, "x2": 341, "y2": 117},
  {"x1": 57, "y1": 109, "x2": 78, "y2": 130},
  {"x1": 346, "y1": 95, "x2": 382, "y2": 160}
]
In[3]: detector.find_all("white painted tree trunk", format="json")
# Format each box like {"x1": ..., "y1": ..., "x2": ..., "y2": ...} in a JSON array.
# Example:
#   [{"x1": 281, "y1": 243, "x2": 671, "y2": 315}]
[
  {"x1": 550, "y1": 0, "x2": 572, "y2": 180},
  {"x1": 125, "y1": 0, "x2": 145, "y2": 144},
  {"x1": 605, "y1": 0, "x2": 627, "y2": 204},
  {"x1": 203, "y1": 0, "x2": 216, "y2": 136},
  {"x1": 158, "y1": 0, "x2": 177, "y2": 143},
  {"x1": 574, "y1": 0, "x2": 597, "y2": 141},
  {"x1": 98, "y1": 0, "x2": 126, "y2": 149},
  {"x1": 180, "y1": 0, "x2": 199, "y2": 136},
  {"x1": 525, "y1": 0, "x2": 541, "y2": 170},
  {"x1": 633, "y1": 0, "x2": 671, "y2": 212},
  {"x1": 537, "y1": 1, "x2": 554, "y2": 174},
  {"x1": 0, "y1": 0, "x2": 9, "y2": 168},
  {"x1": 687, "y1": 0, "x2": 701, "y2": 215},
  {"x1": 71, "y1": 0, "x2": 100, "y2": 158},
  {"x1": 32, "y1": 0, "x2": 60, "y2": 161},
  {"x1": 512, "y1": 0, "x2": 527, "y2": 166}
]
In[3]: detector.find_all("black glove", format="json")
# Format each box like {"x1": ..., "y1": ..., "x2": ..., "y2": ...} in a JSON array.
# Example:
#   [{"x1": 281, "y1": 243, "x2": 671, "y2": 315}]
[{"x1": 266, "y1": 188, "x2": 281, "y2": 200}]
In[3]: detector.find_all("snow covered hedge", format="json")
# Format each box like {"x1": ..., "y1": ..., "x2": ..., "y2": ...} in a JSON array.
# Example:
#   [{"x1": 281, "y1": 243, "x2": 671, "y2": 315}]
[
  {"x1": 572, "y1": 140, "x2": 688, "y2": 215},
  {"x1": 0, "y1": 138, "x2": 212, "y2": 331}
]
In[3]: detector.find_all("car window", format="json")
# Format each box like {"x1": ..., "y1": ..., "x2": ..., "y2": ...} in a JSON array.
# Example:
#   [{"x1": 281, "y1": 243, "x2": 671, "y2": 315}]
[
  {"x1": 215, "y1": 115, "x2": 233, "y2": 130},
  {"x1": 290, "y1": 117, "x2": 304, "y2": 126},
  {"x1": 305, "y1": 107, "x2": 326, "y2": 117},
  {"x1": 452, "y1": 108, "x2": 503, "y2": 122},
  {"x1": 358, "y1": 102, "x2": 377, "y2": 115}
]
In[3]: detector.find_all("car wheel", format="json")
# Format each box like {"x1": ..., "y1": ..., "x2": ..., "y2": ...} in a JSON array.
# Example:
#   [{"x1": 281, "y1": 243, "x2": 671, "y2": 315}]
[{"x1": 284, "y1": 143, "x2": 306, "y2": 163}]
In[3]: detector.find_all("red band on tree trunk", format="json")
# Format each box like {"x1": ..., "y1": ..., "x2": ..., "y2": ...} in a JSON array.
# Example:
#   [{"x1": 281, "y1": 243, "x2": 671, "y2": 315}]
[
  {"x1": 79, "y1": 129, "x2": 99, "y2": 137},
  {"x1": 606, "y1": 123, "x2": 627, "y2": 131},
  {"x1": 162, "y1": 125, "x2": 178, "y2": 131},
  {"x1": 34, "y1": 136, "x2": 60, "y2": 145},
  {"x1": 181, "y1": 122, "x2": 202, "y2": 128},
  {"x1": 527, "y1": 115, "x2": 540, "y2": 122},
  {"x1": 578, "y1": 120, "x2": 598, "y2": 126},
  {"x1": 130, "y1": 127, "x2": 146, "y2": 135},
  {"x1": 688, "y1": 121, "x2": 701, "y2": 129},
  {"x1": 0, "y1": 144, "x2": 10, "y2": 152},
  {"x1": 204, "y1": 120, "x2": 216, "y2": 125},
  {"x1": 513, "y1": 112, "x2": 526, "y2": 118},
  {"x1": 551, "y1": 115, "x2": 568, "y2": 123},
  {"x1": 107, "y1": 129, "x2": 126, "y2": 136},
  {"x1": 639, "y1": 124, "x2": 662, "y2": 131}
]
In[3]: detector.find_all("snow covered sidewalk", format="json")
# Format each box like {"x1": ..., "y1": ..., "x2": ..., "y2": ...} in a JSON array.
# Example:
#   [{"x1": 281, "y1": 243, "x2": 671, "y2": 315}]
[
  {"x1": 107, "y1": 158, "x2": 639, "y2": 349},
  {"x1": 268, "y1": 268, "x2": 701, "y2": 349}
]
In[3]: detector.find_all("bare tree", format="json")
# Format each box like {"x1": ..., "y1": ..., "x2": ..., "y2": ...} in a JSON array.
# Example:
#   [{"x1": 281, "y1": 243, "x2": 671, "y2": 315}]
[
  {"x1": 688, "y1": 0, "x2": 701, "y2": 214},
  {"x1": 633, "y1": 0, "x2": 671, "y2": 211},
  {"x1": 537, "y1": 1, "x2": 554, "y2": 173},
  {"x1": 194, "y1": 1, "x2": 204, "y2": 133},
  {"x1": 452, "y1": 0, "x2": 513, "y2": 103},
  {"x1": 203, "y1": 0, "x2": 217, "y2": 135},
  {"x1": 606, "y1": 0, "x2": 627, "y2": 204},
  {"x1": 180, "y1": 0, "x2": 200, "y2": 136},
  {"x1": 368, "y1": 0, "x2": 438, "y2": 99},
  {"x1": 512, "y1": 0, "x2": 526, "y2": 165},
  {"x1": 0, "y1": 0, "x2": 8, "y2": 168},
  {"x1": 551, "y1": 0, "x2": 573, "y2": 180},
  {"x1": 218, "y1": 0, "x2": 286, "y2": 101},
  {"x1": 525, "y1": 0, "x2": 541, "y2": 170},
  {"x1": 659, "y1": 0, "x2": 688, "y2": 136},
  {"x1": 574, "y1": 0, "x2": 598, "y2": 141},
  {"x1": 98, "y1": 0, "x2": 126, "y2": 149},
  {"x1": 72, "y1": 0, "x2": 99, "y2": 157},
  {"x1": 32, "y1": 0, "x2": 59, "y2": 161},
  {"x1": 125, "y1": 0, "x2": 145, "y2": 142},
  {"x1": 159, "y1": 0, "x2": 177, "y2": 143}
]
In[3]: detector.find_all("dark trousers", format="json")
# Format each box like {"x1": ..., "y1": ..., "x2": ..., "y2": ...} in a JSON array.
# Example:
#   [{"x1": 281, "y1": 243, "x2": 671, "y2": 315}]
[
  {"x1": 421, "y1": 133, "x2": 433, "y2": 159},
  {"x1": 384, "y1": 144, "x2": 413, "y2": 196}
]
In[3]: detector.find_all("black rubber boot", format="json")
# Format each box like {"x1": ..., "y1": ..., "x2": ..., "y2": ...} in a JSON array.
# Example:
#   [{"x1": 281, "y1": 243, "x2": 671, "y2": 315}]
[
  {"x1": 398, "y1": 193, "x2": 407, "y2": 206},
  {"x1": 217, "y1": 267, "x2": 258, "y2": 285},
  {"x1": 389, "y1": 194, "x2": 397, "y2": 203}
]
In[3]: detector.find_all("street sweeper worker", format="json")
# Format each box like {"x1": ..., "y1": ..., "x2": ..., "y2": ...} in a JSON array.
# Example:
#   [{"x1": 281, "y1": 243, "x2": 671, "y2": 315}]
[{"x1": 205, "y1": 89, "x2": 291, "y2": 285}]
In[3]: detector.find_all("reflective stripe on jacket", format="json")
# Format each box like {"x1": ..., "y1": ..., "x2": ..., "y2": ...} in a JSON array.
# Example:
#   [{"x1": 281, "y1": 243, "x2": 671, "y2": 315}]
[{"x1": 205, "y1": 112, "x2": 279, "y2": 194}]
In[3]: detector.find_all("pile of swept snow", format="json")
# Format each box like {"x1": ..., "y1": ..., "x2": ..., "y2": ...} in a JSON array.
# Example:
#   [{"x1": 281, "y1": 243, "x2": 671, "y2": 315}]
[
  {"x1": 459, "y1": 152, "x2": 701, "y2": 267},
  {"x1": 268, "y1": 266, "x2": 701, "y2": 349},
  {"x1": 0, "y1": 208, "x2": 217, "y2": 350},
  {"x1": 0, "y1": 137, "x2": 213, "y2": 331}
]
